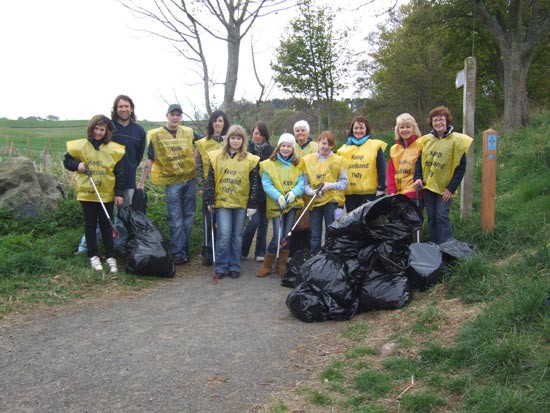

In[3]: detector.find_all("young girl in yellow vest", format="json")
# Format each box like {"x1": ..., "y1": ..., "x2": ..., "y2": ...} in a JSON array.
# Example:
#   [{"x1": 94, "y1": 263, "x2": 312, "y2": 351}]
[
  {"x1": 303, "y1": 131, "x2": 349, "y2": 254},
  {"x1": 256, "y1": 133, "x2": 305, "y2": 278},
  {"x1": 195, "y1": 110, "x2": 230, "y2": 266},
  {"x1": 337, "y1": 116, "x2": 387, "y2": 212},
  {"x1": 414, "y1": 106, "x2": 473, "y2": 244},
  {"x1": 387, "y1": 113, "x2": 423, "y2": 205},
  {"x1": 204, "y1": 125, "x2": 260, "y2": 279},
  {"x1": 63, "y1": 115, "x2": 125, "y2": 273}
]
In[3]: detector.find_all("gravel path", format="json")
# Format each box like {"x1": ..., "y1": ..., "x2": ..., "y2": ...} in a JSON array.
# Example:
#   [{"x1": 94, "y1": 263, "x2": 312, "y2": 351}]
[{"x1": 0, "y1": 257, "x2": 346, "y2": 413}]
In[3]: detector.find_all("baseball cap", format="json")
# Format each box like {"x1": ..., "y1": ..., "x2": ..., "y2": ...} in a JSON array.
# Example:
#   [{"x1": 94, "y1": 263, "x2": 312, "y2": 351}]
[{"x1": 167, "y1": 103, "x2": 183, "y2": 114}]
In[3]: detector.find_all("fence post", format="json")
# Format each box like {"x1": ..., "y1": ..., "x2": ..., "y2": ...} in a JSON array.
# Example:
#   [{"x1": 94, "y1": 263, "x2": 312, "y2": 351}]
[
  {"x1": 460, "y1": 56, "x2": 476, "y2": 220},
  {"x1": 480, "y1": 129, "x2": 498, "y2": 234}
]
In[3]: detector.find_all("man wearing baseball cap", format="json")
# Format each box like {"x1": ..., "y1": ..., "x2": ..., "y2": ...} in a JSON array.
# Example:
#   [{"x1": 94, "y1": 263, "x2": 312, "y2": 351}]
[{"x1": 138, "y1": 104, "x2": 197, "y2": 265}]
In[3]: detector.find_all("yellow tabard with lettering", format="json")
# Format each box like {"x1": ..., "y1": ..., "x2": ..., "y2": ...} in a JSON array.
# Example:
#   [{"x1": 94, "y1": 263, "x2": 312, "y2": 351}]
[
  {"x1": 337, "y1": 139, "x2": 387, "y2": 195},
  {"x1": 260, "y1": 158, "x2": 305, "y2": 219},
  {"x1": 421, "y1": 132, "x2": 473, "y2": 195},
  {"x1": 209, "y1": 150, "x2": 260, "y2": 209},
  {"x1": 294, "y1": 140, "x2": 318, "y2": 159},
  {"x1": 148, "y1": 126, "x2": 196, "y2": 186},
  {"x1": 66, "y1": 139, "x2": 125, "y2": 202},
  {"x1": 195, "y1": 137, "x2": 223, "y2": 179},
  {"x1": 302, "y1": 153, "x2": 347, "y2": 208},
  {"x1": 390, "y1": 139, "x2": 423, "y2": 195}
]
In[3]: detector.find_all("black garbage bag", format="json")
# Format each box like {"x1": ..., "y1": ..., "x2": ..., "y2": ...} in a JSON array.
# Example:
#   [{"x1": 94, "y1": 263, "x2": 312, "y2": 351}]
[
  {"x1": 118, "y1": 206, "x2": 175, "y2": 277},
  {"x1": 406, "y1": 242, "x2": 444, "y2": 290},
  {"x1": 286, "y1": 282, "x2": 331, "y2": 323},
  {"x1": 281, "y1": 248, "x2": 311, "y2": 288},
  {"x1": 438, "y1": 238, "x2": 476, "y2": 264},
  {"x1": 357, "y1": 269, "x2": 411, "y2": 312},
  {"x1": 326, "y1": 195, "x2": 422, "y2": 244},
  {"x1": 288, "y1": 253, "x2": 360, "y2": 321},
  {"x1": 323, "y1": 233, "x2": 370, "y2": 259},
  {"x1": 131, "y1": 188, "x2": 148, "y2": 214},
  {"x1": 376, "y1": 240, "x2": 411, "y2": 273}
]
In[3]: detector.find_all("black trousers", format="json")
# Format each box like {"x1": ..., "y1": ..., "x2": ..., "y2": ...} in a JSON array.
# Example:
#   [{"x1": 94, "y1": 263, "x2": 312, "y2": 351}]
[
  {"x1": 80, "y1": 201, "x2": 115, "y2": 258},
  {"x1": 344, "y1": 194, "x2": 377, "y2": 213}
]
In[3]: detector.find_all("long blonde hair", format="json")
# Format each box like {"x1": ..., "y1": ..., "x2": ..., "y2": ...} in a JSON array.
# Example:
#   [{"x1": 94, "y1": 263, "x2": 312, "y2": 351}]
[
  {"x1": 394, "y1": 113, "x2": 421, "y2": 141},
  {"x1": 221, "y1": 124, "x2": 248, "y2": 160}
]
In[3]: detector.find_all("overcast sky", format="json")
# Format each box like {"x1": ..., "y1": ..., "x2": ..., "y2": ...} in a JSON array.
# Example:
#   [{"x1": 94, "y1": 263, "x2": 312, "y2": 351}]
[{"x1": 0, "y1": 0, "x2": 403, "y2": 121}]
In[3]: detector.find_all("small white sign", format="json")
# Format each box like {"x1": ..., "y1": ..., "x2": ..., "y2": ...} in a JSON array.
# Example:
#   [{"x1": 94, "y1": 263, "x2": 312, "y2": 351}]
[{"x1": 455, "y1": 70, "x2": 465, "y2": 89}]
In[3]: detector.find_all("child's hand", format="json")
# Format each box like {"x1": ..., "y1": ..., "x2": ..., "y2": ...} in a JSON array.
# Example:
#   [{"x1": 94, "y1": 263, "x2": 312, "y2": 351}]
[
  {"x1": 115, "y1": 196, "x2": 124, "y2": 206},
  {"x1": 77, "y1": 162, "x2": 87, "y2": 173}
]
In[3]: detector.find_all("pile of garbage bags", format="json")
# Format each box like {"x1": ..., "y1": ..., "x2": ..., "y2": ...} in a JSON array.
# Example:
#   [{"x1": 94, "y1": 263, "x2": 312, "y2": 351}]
[{"x1": 285, "y1": 195, "x2": 474, "y2": 323}]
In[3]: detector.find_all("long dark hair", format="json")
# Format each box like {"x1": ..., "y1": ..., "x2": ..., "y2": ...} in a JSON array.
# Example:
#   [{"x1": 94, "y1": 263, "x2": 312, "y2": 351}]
[
  {"x1": 111, "y1": 95, "x2": 136, "y2": 123},
  {"x1": 207, "y1": 110, "x2": 230, "y2": 137}
]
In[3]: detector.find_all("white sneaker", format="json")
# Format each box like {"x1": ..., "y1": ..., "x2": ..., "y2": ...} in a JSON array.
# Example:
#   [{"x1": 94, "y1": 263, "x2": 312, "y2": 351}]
[
  {"x1": 255, "y1": 256, "x2": 265, "y2": 262},
  {"x1": 106, "y1": 257, "x2": 118, "y2": 274},
  {"x1": 90, "y1": 256, "x2": 103, "y2": 272}
]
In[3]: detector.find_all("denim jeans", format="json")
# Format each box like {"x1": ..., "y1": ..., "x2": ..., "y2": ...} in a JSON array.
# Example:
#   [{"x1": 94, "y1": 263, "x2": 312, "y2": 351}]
[
  {"x1": 166, "y1": 179, "x2": 196, "y2": 260},
  {"x1": 215, "y1": 208, "x2": 246, "y2": 274},
  {"x1": 241, "y1": 202, "x2": 268, "y2": 258},
  {"x1": 266, "y1": 208, "x2": 297, "y2": 254},
  {"x1": 423, "y1": 189, "x2": 452, "y2": 244},
  {"x1": 201, "y1": 200, "x2": 216, "y2": 260},
  {"x1": 310, "y1": 202, "x2": 337, "y2": 254}
]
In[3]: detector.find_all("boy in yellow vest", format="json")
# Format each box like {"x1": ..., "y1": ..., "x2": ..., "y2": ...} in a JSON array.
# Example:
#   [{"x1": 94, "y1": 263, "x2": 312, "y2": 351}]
[
  {"x1": 414, "y1": 106, "x2": 473, "y2": 244},
  {"x1": 64, "y1": 115, "x2": 125, "y2": 274},
  {"x1": 139, "y1": 104, "x2": 197, "y2": 265}
]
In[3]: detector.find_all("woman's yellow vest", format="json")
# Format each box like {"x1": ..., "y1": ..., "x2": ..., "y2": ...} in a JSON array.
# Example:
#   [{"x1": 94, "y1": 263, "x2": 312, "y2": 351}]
[
  {"x1": 66, "y1": 139, "x2": 125, "y2": 202},
  {"x1": 294, "y1": 140, "x2": 318, "y2": 159},
  {"x1": 195, "y1": 137, "x2": 223, "y2": 179},
  {"x1": 337, "y1": 139, "x2": 387, "y2": 195},
  {"x1": 302, "y1": 153, "x2": 347, "y2": 208},
  {"x1": 147, "y1": 126, "x2": 196, "y2": 185},
  {"x1": 208, "y1": 150, "x2": 260, "y2": 209},
  {"x1": 420, "y1": 132, "x2": 473, "y2": 195},
  {"x1": 259, "y1": 158, "x2": 305, "y2": 219},
  {"x1": 390, "y1": 139, "x2": 423, "y2": 195}
]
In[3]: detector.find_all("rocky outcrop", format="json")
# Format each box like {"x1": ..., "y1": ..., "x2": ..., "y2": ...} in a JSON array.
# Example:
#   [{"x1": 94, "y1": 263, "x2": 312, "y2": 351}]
[{"x1": 0, "y1": 157, "x2": 64, "y2": 216}]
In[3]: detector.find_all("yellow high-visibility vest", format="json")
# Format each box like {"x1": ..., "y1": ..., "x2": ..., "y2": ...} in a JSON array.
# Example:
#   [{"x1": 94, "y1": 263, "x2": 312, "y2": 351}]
[
  {"x1": 196, "y1": 137, "x2": 223, "y2": 179},
  {"x1": 260, "y1": 158, "x2": 304, "y2": 218},
  {"x1": 67, "y1": 139, "x2": 125, "y2": 202},
  {"x1": 209, "y1": 149, "x2": 260, "y2": 209},
  {"x1": 337, "y1": 139, "x2": 387, "y2": 194},
  {"x1": 302, "y1": 153, "x2": 347, "y2": 208},
  {"x1": 390, "y1": 139, "x2": 423, "y2": 195},
  {"x1": 148, "y1": 126, "x2": 196, "y2": 185}
]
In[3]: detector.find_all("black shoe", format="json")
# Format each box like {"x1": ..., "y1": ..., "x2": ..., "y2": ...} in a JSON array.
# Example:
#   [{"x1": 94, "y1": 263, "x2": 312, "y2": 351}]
[
  {"x1": 228, "y1": 271, "x2": 240, "y2": 279},
  {"x1": 202, "y1": 256, "x2": 213, "y2": 266},
  {"x1": 174, "y1": 257, "x2": 189, "y2": 266}
]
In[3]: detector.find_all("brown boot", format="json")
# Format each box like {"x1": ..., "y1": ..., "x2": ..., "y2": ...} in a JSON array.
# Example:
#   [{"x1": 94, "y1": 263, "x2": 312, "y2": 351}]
[
  {"x1": 278, "y1": 250, "x2": 290, "y2": 278},
  {"x1": 256, "y1": 252, "x2": 276, "y2": 277}
]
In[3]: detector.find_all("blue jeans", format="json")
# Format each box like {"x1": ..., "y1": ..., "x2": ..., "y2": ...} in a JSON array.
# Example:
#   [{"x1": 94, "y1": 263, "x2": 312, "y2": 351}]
[
  {"x1": 241, "y1": 202, "x2": 268, "y2": 258},
  {"x1": 266, "y1": 209, "x2": 297, "y2": 254},
  {"x1": 166, "y1": 179, "x2": 196, "y2": 260},
  {"x1": 310, "y1": 202, "x2": 337, "y2": 254},
  {"x1": 423, "y1": 189, "x2": 452, "y2": 244},
  {"x1": 215, "y1": 208, "x2": 246, "y2": 274}
]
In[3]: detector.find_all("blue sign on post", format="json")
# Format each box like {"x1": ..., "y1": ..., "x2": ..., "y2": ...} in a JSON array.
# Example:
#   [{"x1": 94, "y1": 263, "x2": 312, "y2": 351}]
[{"x1": 487, "y1": 134, "x2": 497, "y2": 151}]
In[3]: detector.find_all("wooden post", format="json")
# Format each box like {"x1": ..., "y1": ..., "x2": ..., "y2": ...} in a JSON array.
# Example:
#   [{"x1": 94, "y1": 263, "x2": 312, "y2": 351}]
[
  {"x1": 480, "y1": 129, "x2": 498, "y2": 234},
  {"x1": 460, "y1": 56, "x2": 476, "y2": 220}
]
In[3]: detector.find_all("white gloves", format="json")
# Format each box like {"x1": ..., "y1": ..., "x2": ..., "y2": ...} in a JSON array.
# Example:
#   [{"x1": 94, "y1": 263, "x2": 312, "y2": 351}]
[
  {"x1": 321, "y1": 182, "x2": 333, "y2": 193},
  {"x1": 285, "y1": 191, "x2": 296, "y2": 204},
  {"x1": 246, "y1": 208, "x2": 257, "y2": 218},
  {"x1": 334, "y1": 207, "x2": 344, "y2": 221},
  {"x1": 277, "y1": 195, "x2": 288, "y2": 209},
  {"x1": 305, "y1": 187, "x2": 315, "y2": 196}
]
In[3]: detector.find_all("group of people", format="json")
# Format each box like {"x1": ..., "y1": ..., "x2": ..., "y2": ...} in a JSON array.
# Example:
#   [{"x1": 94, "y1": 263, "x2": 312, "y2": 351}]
[{"x1": 64, "y1": 97, "x2": 472, "y2": 279}]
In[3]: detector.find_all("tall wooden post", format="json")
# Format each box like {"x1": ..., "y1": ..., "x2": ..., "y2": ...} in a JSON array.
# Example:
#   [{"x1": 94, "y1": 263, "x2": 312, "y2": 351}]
[
  {"x1": 460, "y1": 56, "x2": 476, "y2": 219},
  {"x1": 480, "y1": 129, "x2": 498, "y2": 234}
]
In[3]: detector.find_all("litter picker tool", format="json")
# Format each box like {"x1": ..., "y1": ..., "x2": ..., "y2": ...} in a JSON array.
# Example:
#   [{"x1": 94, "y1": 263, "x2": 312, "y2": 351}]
[
  {"x1": 415, "y1": 184, "x2": 421, "y2": 243},
  {"x1": 276, "y1": 207, "x2": 284, "y2": 260},
  {"x1": 210, "y1": 207, "x2": 218, "y2": 284},
  {"x1": 279, "y1": 184, "x2": 324, "y2": 249},
  {"x1": 84, "y1": 165, "x2": 119, "y2": 239}
]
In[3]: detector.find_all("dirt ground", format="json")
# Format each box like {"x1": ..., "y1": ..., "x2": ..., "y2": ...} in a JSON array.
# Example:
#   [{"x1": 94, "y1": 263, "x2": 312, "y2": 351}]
[{"x1": 0, "y1": 255, "x2": 480, "y2": 413}]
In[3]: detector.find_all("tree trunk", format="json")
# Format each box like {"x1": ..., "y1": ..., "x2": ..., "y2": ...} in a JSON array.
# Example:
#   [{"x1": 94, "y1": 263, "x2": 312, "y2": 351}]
[
  {"x1": 223, "y1": 28, "x2": 241, "y2": 117},
  {"x1": 501, "y1": 46, "x2": 532, "y2": 131}
]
